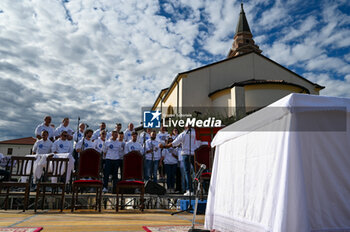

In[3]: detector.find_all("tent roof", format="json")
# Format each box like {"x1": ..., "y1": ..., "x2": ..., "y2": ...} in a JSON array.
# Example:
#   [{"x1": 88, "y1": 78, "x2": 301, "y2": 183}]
[{"x1": 212, "y1": 93, "x2": 350, "y2": 147}]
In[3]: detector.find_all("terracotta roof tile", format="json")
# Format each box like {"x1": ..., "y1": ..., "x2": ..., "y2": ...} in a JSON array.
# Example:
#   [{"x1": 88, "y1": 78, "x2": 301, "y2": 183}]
[{"x1": 0, "y1": 137, "x2": 36, "y2": 145}]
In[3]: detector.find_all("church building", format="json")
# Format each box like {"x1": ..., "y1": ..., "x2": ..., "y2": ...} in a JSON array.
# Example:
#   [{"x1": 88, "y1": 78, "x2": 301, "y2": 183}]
[{"x1": 152, "y1": 4, "x2": 324, "y2": 119}]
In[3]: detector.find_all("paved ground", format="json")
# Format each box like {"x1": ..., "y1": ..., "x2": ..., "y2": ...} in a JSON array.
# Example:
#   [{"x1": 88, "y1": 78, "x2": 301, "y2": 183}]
[{"x1": 0, "y1": 209, "x2": 205, "y2": 232}]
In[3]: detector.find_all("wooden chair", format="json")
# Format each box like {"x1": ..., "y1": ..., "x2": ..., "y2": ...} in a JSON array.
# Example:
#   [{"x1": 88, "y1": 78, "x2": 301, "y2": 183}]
[
  {"x1": 71, "y1": 149, "x2": 103, "y2": 212},
  {"x1": 34, "y1": 156, "x2": 69, "y2": 212},
  {"x1": 194, "y1": 145, "x2": 212, "y2": 199},
  {"x1": 116, "y1": 151, "x2": 144, "y2": 212},
  {"x1": 0, "y1": 156, "x2": 35, "y2": 212}
]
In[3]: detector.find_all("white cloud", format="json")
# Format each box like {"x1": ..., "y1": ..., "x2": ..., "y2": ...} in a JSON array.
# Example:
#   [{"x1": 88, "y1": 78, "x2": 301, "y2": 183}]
[
  {"x1": 0, "y1": 0, "x2": 200, "y2": 140},
  {"x1": 281, "y1": 16, "x2": 318, "y2": 42},
  {"x1": 306, "y1": 55, "x2": 350, "y2": 75},
  {"x1": 305, "y1": 72, "x2": 350, "y2": 98}
]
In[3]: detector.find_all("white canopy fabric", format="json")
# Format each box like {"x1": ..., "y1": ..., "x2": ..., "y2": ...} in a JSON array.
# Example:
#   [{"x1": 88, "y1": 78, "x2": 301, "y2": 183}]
[{"x1": 205, "y1": 93, "x2": 350, "y2": 232}]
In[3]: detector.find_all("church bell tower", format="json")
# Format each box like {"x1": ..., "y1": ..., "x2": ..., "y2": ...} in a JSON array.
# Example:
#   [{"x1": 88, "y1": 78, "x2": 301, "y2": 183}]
[{"x1": 227, "y1": 3, "x2": 262, "y2": 58}]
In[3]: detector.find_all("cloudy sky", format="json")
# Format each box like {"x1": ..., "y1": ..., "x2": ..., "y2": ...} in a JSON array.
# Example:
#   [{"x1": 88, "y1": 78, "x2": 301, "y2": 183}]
[{"x1": 0, "y1": 0, "x2": 349, "y2": 140}]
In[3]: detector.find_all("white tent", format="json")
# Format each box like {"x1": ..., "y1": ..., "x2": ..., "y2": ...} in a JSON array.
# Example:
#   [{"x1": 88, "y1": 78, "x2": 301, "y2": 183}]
[{"x1": 205, "y1": 93, "x2": 350, "y2": 232}]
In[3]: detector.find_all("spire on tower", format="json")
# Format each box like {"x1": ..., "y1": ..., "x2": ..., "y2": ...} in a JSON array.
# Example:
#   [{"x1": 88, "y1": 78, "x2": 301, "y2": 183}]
[{"x1": 227, "y1": 3, "x2": 262, "y2": 58}]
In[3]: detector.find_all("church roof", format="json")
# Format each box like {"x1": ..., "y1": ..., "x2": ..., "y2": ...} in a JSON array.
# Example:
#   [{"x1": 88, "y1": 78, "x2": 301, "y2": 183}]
[
  {"x1": 159, "y1": 51, "x2": 324, "y2": 103},
  {"x1": 151, "y1": 87, "x2": 169, "y2": 110},
  {"x1": 208, "y1": 79, "x2": 311, "y2": 97},
  {"x1": 236, "y1": 3, "x2": 251, "y2": 34}
]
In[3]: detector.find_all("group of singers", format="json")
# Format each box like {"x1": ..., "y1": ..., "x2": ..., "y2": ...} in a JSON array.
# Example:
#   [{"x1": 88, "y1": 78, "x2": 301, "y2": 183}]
[{"x1": 33, "y1": 116, "x2": 205, "y2": 196}]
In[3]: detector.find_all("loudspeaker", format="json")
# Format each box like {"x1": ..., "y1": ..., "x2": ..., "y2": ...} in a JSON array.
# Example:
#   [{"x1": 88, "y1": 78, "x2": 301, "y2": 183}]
[{"x1": 145, "y1": 180, "x2": 166, "y2": 195}]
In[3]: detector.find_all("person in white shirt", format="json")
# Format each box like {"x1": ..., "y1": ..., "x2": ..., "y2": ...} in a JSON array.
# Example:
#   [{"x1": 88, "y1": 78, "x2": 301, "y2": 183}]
[
  {"x1": 138, "y1": 128, "x2": 151, "y2": 145},
  {"x1": 0, "y1": 153, "x2": 10, "y2": 181},
  {"x1": 165, "y1": 126, "x2": 197, "y2": 196},
  {"x1": 156, "y1": 125, "x2": 169, "y2": 145},
  {"x1": 102, "y1": 131, "x2": 125, "y2": 193},
  {"x1": 75, "y1": 129, "x2": 96, "y2": 153},
  {"x1": 170, "y1": 128, "x2": 183, "y2": 192},
  {"x1": 51, "y1": 131, "x2": 73, "y2": 155},
  {"x1": 95, "y1": 130, "x2": 107, "y2": 172},
  {"x1": 95, "y1": 130, "x2": 107, "y2": 154},
  {"x1": 35, "y1": 116, "x2": 54, "y2": 141},
  {"x1": 171, "y1": 128, "x2": 179, "y2": 140},
  {"x1": 73, "y1": 123, "x2": 86, "y2": 143},
  {"x1": 145, "y1": 131, "x2": 162, "y2": 183},
  {"x1": 125, "y1": 132, "x2": 143, "y2": 154},
  {"x1": 92, "y1": 122, "x2": 106, "y2": 141},
  {"x1": 124, "y1": 123, "x2": 135, "y2": 142},
  {"x1": 107, "y1": 123, "x2": 122, "y2": 140},
  {"x1": 160, "y1": 137, "x2": 178, "y2": 193},
  {"x1": 54, "y1": 118, "x2": 74, "y2": 140},
  {"x1": 32, "y1": 130, "x2": 53, "y2": 154}
]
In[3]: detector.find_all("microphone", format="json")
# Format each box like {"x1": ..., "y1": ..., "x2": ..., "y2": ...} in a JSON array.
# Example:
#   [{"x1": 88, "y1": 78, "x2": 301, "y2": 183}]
[{"x1": 195, "y1": 164, "x2": 206, "y2": 180}]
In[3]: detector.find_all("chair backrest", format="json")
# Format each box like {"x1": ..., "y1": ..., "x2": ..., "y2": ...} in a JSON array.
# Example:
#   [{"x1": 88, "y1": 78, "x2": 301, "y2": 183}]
[
  {"x1": 44, "y1": 156, "x2": 69, "y2": 182},
  {"x1": 194, "y1": 145, "x2": 211, "y2": 172},
  {"x1": 195, "y1": 127, "x2": 224, "y2": 146},
  {"x1": 122, "y1": 151, "x2": 143, "y2": 181},
  {"x1": 9, "y1": 156, "x2": 36, "y2": 181},
  {"x1": 78, "y1": 149, "x2": 101, "y2": 179}
]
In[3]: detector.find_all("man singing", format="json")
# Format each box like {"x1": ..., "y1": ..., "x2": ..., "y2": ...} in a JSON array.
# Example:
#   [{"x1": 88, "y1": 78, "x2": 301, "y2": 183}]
[
  {"x1": 32, "y1": 130, "x2": 53, "y2": 154},
  {"x1": 164, "y1": 126, "x2": 197, "y2": 196},
  {"x1": 144, "y1": 131, "x2": 162, "y2": 183},
  {"x1": 34, "y1": 116, "x2": 54, "y2": 141}
]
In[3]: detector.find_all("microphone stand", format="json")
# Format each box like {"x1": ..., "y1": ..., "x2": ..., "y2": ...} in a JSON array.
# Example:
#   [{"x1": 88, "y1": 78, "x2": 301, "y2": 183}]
[
  {"x1": 150, "y1": 140, "x2": 155, "y2": 182},
  {"x1": 172, "y1": 128, "x2": 194, "y2": 215},
  {"x1": 188, "y1": 168, "x2": 210, "y2": 232}
]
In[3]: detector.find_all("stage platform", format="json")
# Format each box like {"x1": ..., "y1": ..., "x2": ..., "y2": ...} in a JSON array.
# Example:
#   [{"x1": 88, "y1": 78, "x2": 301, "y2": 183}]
[
  {"x1": 0, "y1": 209, "x2": 206, "y2": 231},
  {"x1": 0, "y1": 192, "x2": 207, "y2": 211}
]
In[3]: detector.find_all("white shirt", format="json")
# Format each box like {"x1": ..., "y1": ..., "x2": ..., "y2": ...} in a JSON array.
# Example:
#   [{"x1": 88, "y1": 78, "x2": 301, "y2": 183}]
[
  {"x1": 125, "y1": 141, "x2": 143, "y2": 154},
  {"x1": 172, "y1": 128, "x2": 198, "y2": 156},
  {"x1": 54, "y1": 124, "x2": 74, "y2": 138},
  {"x1": 177, "y1": 147, "x2": 183, "y2": 162},
  {"x1": 33, "y1": 139, "x2": 53, "y2": 154},
  {"x1": 94, "y1": 138, "x2": 106, "y2": 154},
  {"x1": 123, "y1": 129, "x2": 134, "y2": 142},
  {"x1": 35, "y1": 123, "x2": 54, "y2": 140},
  {"x1": 138, "y1": 131, "x2": 150, "y2": 144},
  {"x1": 73, "y1": 130, "x2": 84, "y2": 142},
  {"x1": 52, "y1": 139, "x2": 73, "y2": 154},
  {"x1": 156, "y1": 131, "x2": 169, "y2": 145},
  {"x1": 162, "y1": 148, "x2": 178, "y2": 165},
  {"x1": 104, "y1": 139, "x2": 125, "y2": 160},
  {"x1": 92, "y1": 128, "x2": 104, "y2": 141},
  {"x1": 75, "y1": 138, "x2": 96, "y2": 151},
  {"x1": 106, "y1": 132, "x2": 112, "y2": 141},
  {"x1": 145, "y1": 139, "x2": 161, "y2": 160}
]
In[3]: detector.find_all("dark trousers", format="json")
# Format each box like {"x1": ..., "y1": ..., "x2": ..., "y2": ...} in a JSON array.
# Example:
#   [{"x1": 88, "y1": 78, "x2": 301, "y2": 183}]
[
  {"x1": 103, "y1": 159, "x2": 122, "y2": 190},
  {"x1": 175, "y1": 166, "x2": 183, "y2": 192},
  {"x1": 144, "y1": 159, "x2": 159, "y2": 183},
  {"x1": 164, "y1": 164, "x2": 177, "y2": 189},
  {"x1": 0, "y1": 169, "x2": 10, "y2": 181},
  {"x1": 182, "y1": 155, "x2": 194, "y2": 192}
]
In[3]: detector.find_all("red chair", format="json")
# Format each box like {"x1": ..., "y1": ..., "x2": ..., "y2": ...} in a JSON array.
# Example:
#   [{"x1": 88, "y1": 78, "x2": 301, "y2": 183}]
[
  {"x1": 0, "y1": 156, "x2": 35, "y2": 212},
  {"x1": 116, "y1": 151, "x2": 144, "y2": 212},
  {"x1": 194, "y1": 145, "x2": 212, "y2": 198},
  {"x1": 71, "y1": 149, "x2": 103, "y2": 212}
]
